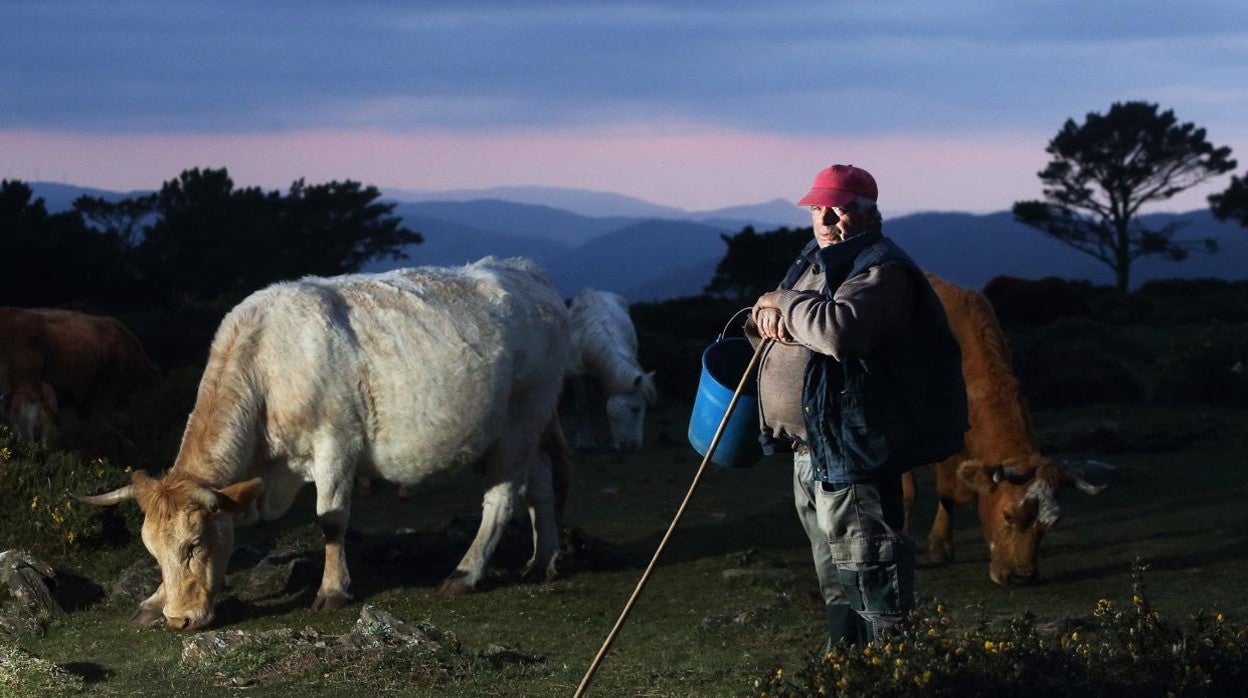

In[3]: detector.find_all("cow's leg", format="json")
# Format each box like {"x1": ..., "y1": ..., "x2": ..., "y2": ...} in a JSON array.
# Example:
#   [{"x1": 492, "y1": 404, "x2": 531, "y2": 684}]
[
  {"x1": 928, "y1": 497, "x2": 956, "y2": 563},
  {"x1": 133, "y1": 582, "x2": 165, "y2": 625},
  {"x1": 900, "y1": 470, "x2": 916, "y2": 533},
  {"x1": 442, "y1": 443, "x2": 521, "y2": 595},
  {"x1": 311, "y1": 459, "x2": 353, "y2": 612},
  {"x1": 522, "y1": 448, "x2": 560, "y2": 582}
]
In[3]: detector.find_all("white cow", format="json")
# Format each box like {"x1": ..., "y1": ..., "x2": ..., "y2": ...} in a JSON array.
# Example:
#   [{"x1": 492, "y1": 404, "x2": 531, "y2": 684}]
[
  {"x1": 77, "y1": 257, "x2": 571, "y2": 630},
  {"x1": 565, "y1": 289, "x2": 657, "y2": 451}
]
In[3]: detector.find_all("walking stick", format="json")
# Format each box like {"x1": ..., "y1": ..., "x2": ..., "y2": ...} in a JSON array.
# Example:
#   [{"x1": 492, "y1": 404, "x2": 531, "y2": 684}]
[{"x1": 573, "y1": 337, "x2": 769, "y2": 697}]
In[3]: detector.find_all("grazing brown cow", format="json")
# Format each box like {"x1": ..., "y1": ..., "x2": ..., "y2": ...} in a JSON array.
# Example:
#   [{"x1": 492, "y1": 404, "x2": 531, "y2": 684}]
[
  {"x1": 0, "y1": 307, "x2": 159, "y2": 440},
  {"x1": 903, "y1": 275, "x2": 1105, "y2": 586}
]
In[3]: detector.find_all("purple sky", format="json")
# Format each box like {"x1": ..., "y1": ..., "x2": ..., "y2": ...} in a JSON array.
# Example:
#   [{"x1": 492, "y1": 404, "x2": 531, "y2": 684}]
[{"x1": 3, "y1": 2, "x2": 1246, "y2": 214}]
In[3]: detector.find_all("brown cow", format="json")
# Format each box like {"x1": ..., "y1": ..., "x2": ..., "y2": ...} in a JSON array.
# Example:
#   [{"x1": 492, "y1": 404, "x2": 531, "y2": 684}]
[
  {"x1": 0, "y1": 307, "x2": 159, "y2": 441},
  {"x1": 903, "y1": 274, "x2": 1105, "y2": 586}
]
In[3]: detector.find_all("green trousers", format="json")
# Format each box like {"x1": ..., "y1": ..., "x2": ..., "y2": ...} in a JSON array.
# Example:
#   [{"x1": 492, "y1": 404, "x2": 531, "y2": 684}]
[{"x1": 793, "y1": 451, "x2": 915, "y2": 648}]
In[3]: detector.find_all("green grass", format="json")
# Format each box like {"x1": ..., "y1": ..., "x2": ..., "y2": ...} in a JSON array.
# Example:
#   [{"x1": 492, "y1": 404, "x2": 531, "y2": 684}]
[{"x1": 7, "y1": 398, "x2": 1247, "y2": 695}]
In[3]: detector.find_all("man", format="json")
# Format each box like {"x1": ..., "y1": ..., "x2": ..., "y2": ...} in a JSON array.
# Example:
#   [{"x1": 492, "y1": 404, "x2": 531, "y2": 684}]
[{"x1": 748, "y1": 164, "x2": 967, "y2": 647}]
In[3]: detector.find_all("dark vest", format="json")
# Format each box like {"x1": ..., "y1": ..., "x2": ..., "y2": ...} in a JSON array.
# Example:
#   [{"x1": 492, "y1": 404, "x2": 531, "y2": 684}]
[{"x1": 774, "y1": 230, "x2": 969, "y2": 483}]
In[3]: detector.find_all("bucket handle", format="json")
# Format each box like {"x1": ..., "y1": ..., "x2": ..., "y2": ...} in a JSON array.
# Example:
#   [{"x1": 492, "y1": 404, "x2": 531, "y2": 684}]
[{"x1": 718, "y1": 306, "x2": 754, "y2": 341}]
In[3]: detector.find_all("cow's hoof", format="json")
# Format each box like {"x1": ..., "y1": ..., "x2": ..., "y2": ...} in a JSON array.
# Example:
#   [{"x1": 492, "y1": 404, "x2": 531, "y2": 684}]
[
  {"x1": 439, "y1": 575, "x2": 475, "y2": 595},
  {"x1": 311, "y1": 591, "x2": 352, "y2": 612},
  {"x1": 131, "y1": 606, "x2": 164, "y2": 626},
  {"x1": 927, "y1": 541, "x2": 954, "y2": 564},
  {"x1": 522, "y1": 557, "x2": 559, "y2": 583}
]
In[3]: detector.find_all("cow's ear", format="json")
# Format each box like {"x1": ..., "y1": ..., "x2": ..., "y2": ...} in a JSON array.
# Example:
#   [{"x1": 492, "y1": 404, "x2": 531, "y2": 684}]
[
  {"x1": 215, "y1": 478, "x2": 264, "y2": 514},
  {"x1": 956, "y1": 460, "x2": 997, "y2": 493}
]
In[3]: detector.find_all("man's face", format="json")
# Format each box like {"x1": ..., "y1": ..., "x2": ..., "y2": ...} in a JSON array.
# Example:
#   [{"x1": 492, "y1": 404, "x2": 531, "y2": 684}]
[{"x1": 810, "y1": 203, "x2": 866, "y2": 248}]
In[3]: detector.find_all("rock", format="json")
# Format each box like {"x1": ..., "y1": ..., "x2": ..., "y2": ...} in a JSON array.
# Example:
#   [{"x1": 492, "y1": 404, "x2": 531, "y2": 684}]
[
  {"x1": 229, "y1": 528, "x2": 319, "y2": 602},
  {"x1": 180, "y1": 605, "x2": 472, "y2": 688},
  {"x1": 181, "y1": 627, "x2": 303, "y2": 665},
  {"x1": 0, "y1": 549, "x2": 65, "y2": 637},
  {"x1": 109, "y1": 558, "x2": 161, "y2": 606},
  {"x1": 343, "y1": 604, "x2": 446, "y2": 652}
]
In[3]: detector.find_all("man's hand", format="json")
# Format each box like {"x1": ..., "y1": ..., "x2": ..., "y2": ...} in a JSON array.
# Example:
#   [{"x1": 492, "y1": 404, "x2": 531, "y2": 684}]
[{"x1": 752, "y1": 292, "x2": 793, "y2": 343}]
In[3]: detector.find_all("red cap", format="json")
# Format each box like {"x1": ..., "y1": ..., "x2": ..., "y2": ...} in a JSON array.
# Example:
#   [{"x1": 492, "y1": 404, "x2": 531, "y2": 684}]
[{"x1": 796, "y1": 164, "x2": 878, "y2": 207}]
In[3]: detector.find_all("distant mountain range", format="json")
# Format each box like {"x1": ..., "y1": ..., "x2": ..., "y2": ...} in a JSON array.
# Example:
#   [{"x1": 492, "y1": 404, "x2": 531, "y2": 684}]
[{"x1": 27, "y1": 181, "x2": 1248, "y2": 301}]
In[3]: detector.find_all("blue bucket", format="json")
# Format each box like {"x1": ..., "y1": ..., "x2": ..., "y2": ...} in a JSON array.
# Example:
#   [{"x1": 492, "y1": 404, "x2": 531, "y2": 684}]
[{"x1": 688, "y1": 335, "x2": 763, "y2": 469}]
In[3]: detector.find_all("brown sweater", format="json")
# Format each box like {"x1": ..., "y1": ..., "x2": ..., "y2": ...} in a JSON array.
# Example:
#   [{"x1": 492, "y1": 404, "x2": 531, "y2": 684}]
[{"x1": 750, "y1": 262, "x2": 914, "y2": 446}]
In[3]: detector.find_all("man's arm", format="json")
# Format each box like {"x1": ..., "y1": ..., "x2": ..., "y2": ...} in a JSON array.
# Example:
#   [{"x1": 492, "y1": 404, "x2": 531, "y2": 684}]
[{"x1": 755, "y1": 265, "x2": 913, "y2": 361}]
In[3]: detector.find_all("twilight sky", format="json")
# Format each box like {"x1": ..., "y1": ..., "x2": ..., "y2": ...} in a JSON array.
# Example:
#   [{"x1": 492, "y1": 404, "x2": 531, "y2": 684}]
[{"x1": 3, "y1": 1, "x2": 1247, "y2": 214}]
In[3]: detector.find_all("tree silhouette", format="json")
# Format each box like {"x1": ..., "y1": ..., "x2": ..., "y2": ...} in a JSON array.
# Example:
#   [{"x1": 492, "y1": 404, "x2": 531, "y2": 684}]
[
  {"x1": 0, "y1": 180, "x2": 124, "y2": 309},
  {"x1": 1013, "y1": 101, "x2": 1236, "y2": 292},
  {"x1": 705, "y1": 225, "x2": 809, "y2": 303},
  {"x1": 1209, "y1": 171, "x2": 1248, "y2": 227},
  {"x1": 133, "y1": 168, "x2": 422, "y2": 304}
]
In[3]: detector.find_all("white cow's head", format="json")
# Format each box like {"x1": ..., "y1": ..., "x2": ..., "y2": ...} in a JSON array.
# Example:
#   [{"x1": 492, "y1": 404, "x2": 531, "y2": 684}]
[
  {"x1": 605, "y1": 370, "x2": 656, "y2": 451},
  {"x1": 76, "y1": 470, "x2": 263, "y2": 630}
]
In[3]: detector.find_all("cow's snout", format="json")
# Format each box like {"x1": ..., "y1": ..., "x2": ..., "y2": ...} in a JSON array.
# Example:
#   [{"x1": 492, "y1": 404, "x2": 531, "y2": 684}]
[
  {"x1": 165, "y1": 612, "x2": 211, "y2": 631},
  {"x1": 165, "y1": 615, "x2": 193, "y2": 631}
]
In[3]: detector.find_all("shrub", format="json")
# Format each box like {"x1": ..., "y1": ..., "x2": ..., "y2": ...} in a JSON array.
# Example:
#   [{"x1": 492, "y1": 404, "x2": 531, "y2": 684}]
[
  {"x1": 1153, "y1": 322, "x2": 1248, "y2": 406},
  {"x1": 0, "y1": 427, "x2": 141, "y2": 558},
  {"x1": 1014, "y1": 319, "x2": 1149, "y2": 408},
  {"x1": 752, "y1": 562, "x2": 1246, "y2": 697},
  {"x1": 1135, "y1": 278, "x2": 1248, "y2": 324}
]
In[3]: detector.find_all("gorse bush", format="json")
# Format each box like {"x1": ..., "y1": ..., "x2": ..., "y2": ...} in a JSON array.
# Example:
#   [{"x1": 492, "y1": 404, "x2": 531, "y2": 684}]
[
  {"x1": 1013, "y1": 318, "x2": 1149, "y2": 408},
  {"x1": 753, "y1": 562, "x2": 1246, "y2": 697},
  {"x1": 0, "y1": 426, "x2": 141, "y2": 558},
  {"x1": 1153, "y1": 322, "x2": 1248, "y2": 406}
]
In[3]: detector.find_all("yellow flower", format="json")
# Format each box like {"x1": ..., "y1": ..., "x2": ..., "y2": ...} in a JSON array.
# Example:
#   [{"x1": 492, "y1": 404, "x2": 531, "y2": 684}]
[
  {"x1": 936, "y1": 603, "x2": 946, "y2": 614},
  {"x1": 30, "y1": 497, "x2": 38, "y2": 510},
  {"x1": 871, "y1": 656, "x2": 883, "y2": 666},
  {"x1": 1071, "y1": 632, "x2": 1080, "y2": 641},
  {"x1": 984, "y1": 640, "x2": 996, "y2": 652},
  {"x1": 66, "y1": 531, "x2": 76, "y2": 543},
  {"x1": 1133, "y1": 594, "x2": 1143, "y2": 605},
  {"x1": 1216, "y1": 613, "x2": 1225, "y2": 623}
]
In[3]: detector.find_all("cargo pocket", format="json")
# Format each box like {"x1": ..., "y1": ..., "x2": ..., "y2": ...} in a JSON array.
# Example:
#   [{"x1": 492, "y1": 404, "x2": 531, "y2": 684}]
[
  {"x1": 817, "y1": 481, "x2": 916, "y2": 625},
  {"x1": 837, "y1": 561, "x2": 906, "y2": 617}
]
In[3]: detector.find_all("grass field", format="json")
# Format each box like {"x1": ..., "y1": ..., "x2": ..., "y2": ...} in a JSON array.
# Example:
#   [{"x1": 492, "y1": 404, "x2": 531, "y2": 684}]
[{"x1": 6, "y1": 394, "x2": 1246, "y2": 695}]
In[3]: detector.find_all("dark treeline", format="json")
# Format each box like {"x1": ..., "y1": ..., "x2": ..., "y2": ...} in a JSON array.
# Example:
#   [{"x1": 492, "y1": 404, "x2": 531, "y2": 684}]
[
  {"x1": 1, "y1": 169, "x2": 420, "y2": 367},
  {"x1": 0, "y1": 168, "x2": 421, "y2": 315}
]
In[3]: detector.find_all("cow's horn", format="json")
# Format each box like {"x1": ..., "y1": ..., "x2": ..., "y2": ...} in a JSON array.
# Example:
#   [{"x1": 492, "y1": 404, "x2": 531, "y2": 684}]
[
  {"x1": 993, "y1": 465, "x2": 1029, "y2": 484},
  {"x1": 1067, "y1": 471, "x2": 1107, "y2": 496},
  {"x1": 72, "y1": 485, "x2": 135, "y2": 507},
  {"x1": 189, "y1": 487, "x2": 222, "y2": 513}
]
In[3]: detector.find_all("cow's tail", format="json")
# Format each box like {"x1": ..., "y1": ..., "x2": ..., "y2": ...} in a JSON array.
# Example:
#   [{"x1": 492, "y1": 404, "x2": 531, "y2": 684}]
[{"x1": 541, "y1": 412, "x2": 572, "y2": 526}]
